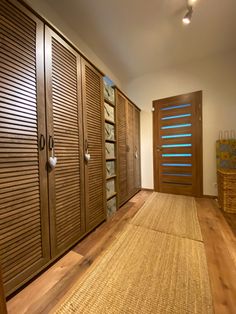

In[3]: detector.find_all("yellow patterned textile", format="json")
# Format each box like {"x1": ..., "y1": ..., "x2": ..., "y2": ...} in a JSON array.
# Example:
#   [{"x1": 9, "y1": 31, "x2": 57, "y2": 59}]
[{"x1": 216, "y1": 139, "x2": 236, "y2": 169}]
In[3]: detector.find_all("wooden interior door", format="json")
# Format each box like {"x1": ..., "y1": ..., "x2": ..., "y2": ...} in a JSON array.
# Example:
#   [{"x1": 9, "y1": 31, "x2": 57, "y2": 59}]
[
  {"x1": 133, "y1": 107, "x2": 141, "y2": 192},
  {"x1": 116, "y1": 91, "x2": 128, "y2": 205},
  {"x1": 153, "y1": 91, "x2": 203, "y2": 197},
  {"x1": 45, "y1": 27, "x2": 85, "y2": 257},
  {"x1": 0, "y1": 0, "x2": 50, "y2": 295},
  {"x1": 81, "y1": 59, "x2": 106, "y2": 232}
]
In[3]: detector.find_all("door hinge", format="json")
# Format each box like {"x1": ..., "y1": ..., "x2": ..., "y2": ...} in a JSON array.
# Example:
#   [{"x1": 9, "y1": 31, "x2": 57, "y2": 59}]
[{"x1": 152, "y1": 107, "x2": 155, "y2": 112}]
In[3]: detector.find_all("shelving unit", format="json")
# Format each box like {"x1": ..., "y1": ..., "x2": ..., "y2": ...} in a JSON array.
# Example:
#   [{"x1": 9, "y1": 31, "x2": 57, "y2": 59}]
[{"x1": 103, "y1": 77, "x2": 118, "y2": 218}]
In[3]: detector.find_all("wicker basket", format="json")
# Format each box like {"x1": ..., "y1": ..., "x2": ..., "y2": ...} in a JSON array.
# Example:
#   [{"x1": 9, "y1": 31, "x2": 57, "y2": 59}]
[{"x1": 217, "y1": 169, "x2": 236, "y2": 213}]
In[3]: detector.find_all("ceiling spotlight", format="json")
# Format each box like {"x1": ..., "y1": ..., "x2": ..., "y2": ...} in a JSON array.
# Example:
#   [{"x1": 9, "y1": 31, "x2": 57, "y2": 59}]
[{"x1": 182, "y1": 6, "x2": 193, "y2": 24}]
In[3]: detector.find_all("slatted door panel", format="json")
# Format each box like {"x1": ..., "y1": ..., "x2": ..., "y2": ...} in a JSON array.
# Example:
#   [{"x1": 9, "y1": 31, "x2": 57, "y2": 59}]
[
  {"x1": 153, "y1": 91, "x2": 203, "y2": 196},
  {"x1": 116, "y1": 91, "x2": 128, "y2": 206},
  {"x1": 133, "y1": 107, "x2": 141, "y2": 192},
  {"x1": 45, "y1": 28, "x2": 85, "y2": 257},
  {"x1": 126, "y1": 101, "x2": 135, "y2": 197},
  {"x1": 0, "y1": 261, "x2": 6, "y2": 314},
  {"x1": 0, "y1": 0, "x2": 50, "y2": 295},
  {"x1": 81, "y1": 59, "x2": 106, "y2": 232}
]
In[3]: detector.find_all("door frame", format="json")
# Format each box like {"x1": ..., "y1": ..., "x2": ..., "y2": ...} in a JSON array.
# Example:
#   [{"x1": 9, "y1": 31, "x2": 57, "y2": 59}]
[{"x1": 153, "y1": 91, "x2": 203, "y2": 197}]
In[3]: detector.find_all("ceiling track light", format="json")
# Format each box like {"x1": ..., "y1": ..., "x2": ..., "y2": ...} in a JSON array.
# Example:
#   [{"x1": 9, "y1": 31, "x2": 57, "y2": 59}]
[{"x1": 182, "y1": 6, "x2": 193, "y2": 25}]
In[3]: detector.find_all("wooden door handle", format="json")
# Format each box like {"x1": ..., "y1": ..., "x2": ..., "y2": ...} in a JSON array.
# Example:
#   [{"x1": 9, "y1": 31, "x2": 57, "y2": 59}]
[
  {"x1": 39, "y1": 134, "x2": 45, "y2": 150},
  {"x1": 84, "y1": 139, "x2": 90, "y2": 162},
  {"x1": 49, "y1": 136, "x2": 54, "y2": 150}
]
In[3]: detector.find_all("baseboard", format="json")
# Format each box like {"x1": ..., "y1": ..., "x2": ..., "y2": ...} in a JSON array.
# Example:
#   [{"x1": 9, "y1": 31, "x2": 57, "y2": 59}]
[
  {"x1": 141, "y1": 189, "x2": 217, "y2": 198},
  {"x1": 118, "y1": 189, "x2": 142, "y2": 208},
  {"x1": 203, "y1": 194, "x2": 217, "y2": 199}
]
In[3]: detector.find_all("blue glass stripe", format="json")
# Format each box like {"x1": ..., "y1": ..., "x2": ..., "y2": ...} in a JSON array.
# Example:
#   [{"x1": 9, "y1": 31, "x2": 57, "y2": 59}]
[
  {"x1": 161, "y1": 114, "x2": 191, "y2": 120},
  {"x1": 162, "y1": 173, "x2": 192, "y2": 177},
  {"x1": 103, "y1": 75, "x2": 114, "y2": 87},
  {"x1": 161, "y1": 163, "x2": 192, "y2": 167},
  {"x1": 161, "y1": 134, "x2": 192, "y2": 139},
  {"x1": 162, "y1": 153, "x2": 192, "y2": 157},
  {"x1": 162, "y1": 144, "x2": 192, "y2": 148},
  {"x1": 161, "y1": 123, "x2": 192, "y2": 130},
  {"x1": 161, "y1": 104, "x2": 191, "y2": 111}
]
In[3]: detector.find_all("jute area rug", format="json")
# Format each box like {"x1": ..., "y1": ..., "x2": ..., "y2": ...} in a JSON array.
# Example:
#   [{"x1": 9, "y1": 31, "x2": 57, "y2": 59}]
[
  {"x1": 54, "y1": 193, "x2": 213, "y2": 314},
  {"x1": 131, "y1": 192, "x2": 203, "y2": 241}
]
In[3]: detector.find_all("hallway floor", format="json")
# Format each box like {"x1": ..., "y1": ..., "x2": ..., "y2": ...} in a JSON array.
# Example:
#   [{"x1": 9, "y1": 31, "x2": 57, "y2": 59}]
[{"x1": 7, "y1": 191, "x2": 236, "y2": 314}]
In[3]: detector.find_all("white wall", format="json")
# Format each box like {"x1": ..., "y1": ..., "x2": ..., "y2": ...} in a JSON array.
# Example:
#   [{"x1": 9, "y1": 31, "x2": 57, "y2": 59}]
[
  {"x1": 25, "y1": 0, "x2": 122, "y2": 87},
  {"x1": 125, "y1": 50, "x2": 236, "y2": 196}
]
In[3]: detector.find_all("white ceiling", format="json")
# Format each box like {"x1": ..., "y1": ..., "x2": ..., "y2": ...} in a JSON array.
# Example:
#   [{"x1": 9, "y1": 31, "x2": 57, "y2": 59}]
[{"x1": 37, "y1": 0, "x2": 236, "y2": 83}]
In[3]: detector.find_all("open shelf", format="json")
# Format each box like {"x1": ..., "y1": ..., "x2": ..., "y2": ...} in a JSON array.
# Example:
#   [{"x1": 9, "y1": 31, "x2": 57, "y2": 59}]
[
  {"x1": 105, "y1": 139, "x2": 116, "y2": 143},
  {"x1": 106, "y1": 174, "x2": 116, "y2": 180},
  {"x1": 106, "y1": 157, "x2": 116, "y2": 161},
  {"x1": 105, "y1": 118, "x2": 115, "y2": 125},
  {"x1": 107, "y1": 192, "x2": 117, "y2": 201},
  {"x1": 104, "y1": 98, "x2": 115, "y2": 107}
]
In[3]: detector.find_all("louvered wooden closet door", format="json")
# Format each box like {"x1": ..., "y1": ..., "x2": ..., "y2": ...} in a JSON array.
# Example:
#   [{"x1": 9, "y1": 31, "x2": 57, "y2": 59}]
[
  {"x1": 116, "y1": 91, "x2": 128, "y2": 206},
  {"x1": 81, "y1": 60, "x2": 106, "y2": 232},
  {"x1": 126, "y1": 102, "x2": 135, "y2": 197},
  {"x1": 0, "y1": 262, "x2": 6, "y2": 314},
  {"x1": 45, "y1": 27, "x2": 85, "y2": 257},
  {"x1": 133, "y1": 108, "x2": 141, "y2": 192},
  {"x1": 0, "y1": 0, "x2": 50, "y2": 295}
]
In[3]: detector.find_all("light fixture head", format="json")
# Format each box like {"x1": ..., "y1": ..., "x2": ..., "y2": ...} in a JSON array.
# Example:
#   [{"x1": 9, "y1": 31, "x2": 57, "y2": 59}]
[{"x1": 182, "y1": 6, "x2": 193, "y2": 24}]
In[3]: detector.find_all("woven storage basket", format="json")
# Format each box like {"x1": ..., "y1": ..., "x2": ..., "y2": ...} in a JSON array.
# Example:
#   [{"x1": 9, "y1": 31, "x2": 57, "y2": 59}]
[{"x1": 217, "y1": 169, "x2": 236, "y2": 213}]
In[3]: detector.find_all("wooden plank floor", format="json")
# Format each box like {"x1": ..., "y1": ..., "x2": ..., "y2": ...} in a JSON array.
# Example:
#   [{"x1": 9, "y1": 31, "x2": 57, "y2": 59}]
[
  {"x1": 196, "y1": 198, "x2": 236, "y2": 314},
  {"x1": 7, "y1": 191, "x2": 236, "y2": 314}
]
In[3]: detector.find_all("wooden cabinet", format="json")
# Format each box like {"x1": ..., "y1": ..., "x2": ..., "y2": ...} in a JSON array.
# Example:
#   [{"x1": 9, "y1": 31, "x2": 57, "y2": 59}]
[
  {"x1": 116, "y1": 91, "x2": 128, "y2": 205},
  {"x1": 81, "y1": 60, "x2": 106, "y2": 231},
  {"x1": 0, "y1": 260, "x2": 7, "y2": 313},
  {"x1": 133, "y1": 107, "x2": 141, "y2": 193},
  {"x1": 45, "y1": 28, "x2": 85, "y2": 257},
  {"x1": 116, "y1": 90, "x2": 141, "y2": 206},
  {"x1": 126, "y1": 101, "x2": 135, "y2": 196},
  {"x1": 0, "y1": 0, "x2": 51, "y2": 295},
  {"x1": 0, "y1": 0, "x2": 106, "y2": 296}
]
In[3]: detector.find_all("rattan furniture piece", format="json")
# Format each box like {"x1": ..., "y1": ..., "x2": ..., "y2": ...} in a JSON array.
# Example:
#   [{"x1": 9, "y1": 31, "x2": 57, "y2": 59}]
[{"x1": 217, "y1": 169, "x2": 236, "y2": 213}]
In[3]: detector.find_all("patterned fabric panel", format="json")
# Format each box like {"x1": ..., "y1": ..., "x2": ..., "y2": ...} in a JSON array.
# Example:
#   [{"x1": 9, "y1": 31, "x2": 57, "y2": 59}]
[
  {"x1": 106, "y1": 161, "x2": 115, "y2": 178},
  {"x1": 104, "y1": 82, "x2": 115, "y2": 104},
  {"x1": 107, "y1": 197, "x2": 117, "y2": 218},
  {"x1": 216, "y1": 140, "x2": 236, "y2": 169},
  {"x1": 105, "y1": 142, "x2": 115, "y2": 159},
  {"x1": 106, "y1": 179, "x2": 116, "y2": 199}
]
